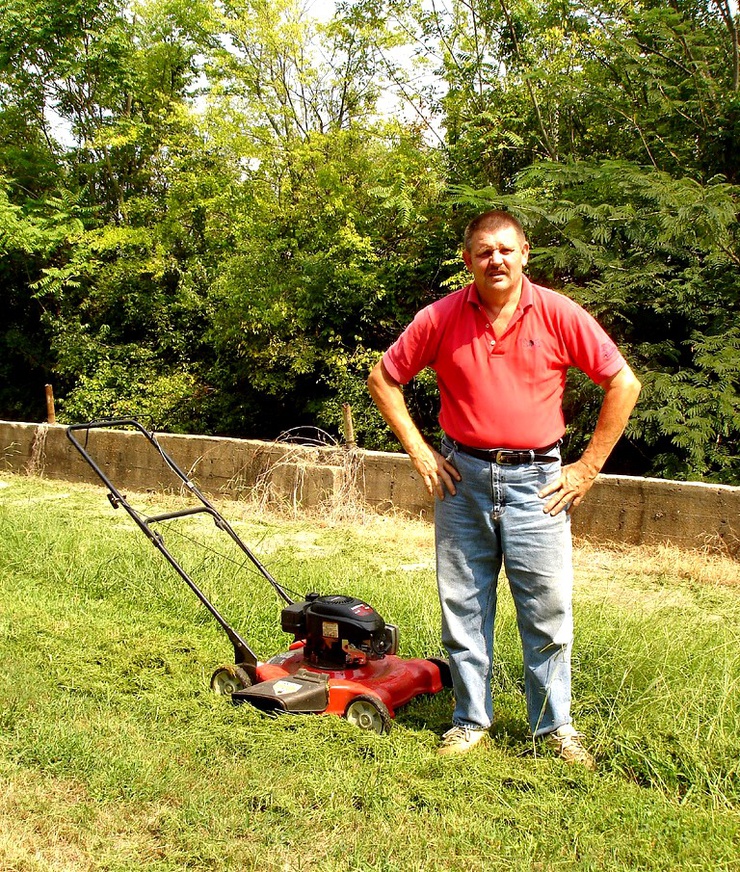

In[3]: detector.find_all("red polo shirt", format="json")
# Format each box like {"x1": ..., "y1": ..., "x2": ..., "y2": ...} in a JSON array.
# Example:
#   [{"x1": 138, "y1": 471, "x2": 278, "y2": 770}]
[{"x1": 383, "y1": 277, "x2": 626, "y2": 449}]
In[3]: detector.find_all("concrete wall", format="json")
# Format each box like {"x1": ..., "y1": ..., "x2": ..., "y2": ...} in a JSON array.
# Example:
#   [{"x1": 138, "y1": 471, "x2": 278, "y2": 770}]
[{"x1": 2, "y1": 420, "x2": 739, "y2": 556}]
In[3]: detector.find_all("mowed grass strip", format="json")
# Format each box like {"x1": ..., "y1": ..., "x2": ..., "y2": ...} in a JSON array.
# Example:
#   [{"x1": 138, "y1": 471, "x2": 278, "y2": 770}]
[{"x1": 1, "y1": 472, "x2": 739, "y2": 871}]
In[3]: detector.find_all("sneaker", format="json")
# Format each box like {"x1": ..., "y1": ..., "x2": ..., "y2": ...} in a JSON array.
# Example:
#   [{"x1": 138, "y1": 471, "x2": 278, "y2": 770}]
[
  {"x1": 543, "y1": 724, "x2": 596, "y2": 771},
  {"x1": 438, "y1": 725, "x2": 488, "y2": 756}
]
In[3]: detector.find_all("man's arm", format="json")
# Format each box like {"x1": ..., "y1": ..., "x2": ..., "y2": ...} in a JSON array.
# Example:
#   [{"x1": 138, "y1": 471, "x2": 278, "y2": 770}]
[
  {"x1": 367, "y1": 359, "x2": 460, "y2": 499},
  {"x1": 539, "y1": 364, "x2": 642, "y2": 516}
]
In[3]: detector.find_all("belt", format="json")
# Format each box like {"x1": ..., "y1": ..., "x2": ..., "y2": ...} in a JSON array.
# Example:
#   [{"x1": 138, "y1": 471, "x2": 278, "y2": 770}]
[{"x1": 450, "y1": 439, "x2": 560, "y2": 465}]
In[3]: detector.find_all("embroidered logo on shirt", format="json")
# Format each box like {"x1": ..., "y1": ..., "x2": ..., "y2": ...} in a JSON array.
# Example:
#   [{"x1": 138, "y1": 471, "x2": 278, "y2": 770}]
[
  {"x1": 601, "y1": 342, "x2": 617, "y2": 360},
  {"x1": 521, "y1": 338, "x2": 542, "y2": 348}
]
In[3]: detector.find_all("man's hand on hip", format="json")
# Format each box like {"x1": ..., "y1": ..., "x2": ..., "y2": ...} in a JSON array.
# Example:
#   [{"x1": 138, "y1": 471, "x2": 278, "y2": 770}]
[
  {"x1": 410, "y1": 444, "x2": 461, "y2": 500},
  {"x1": 538, "y1": 459, "x2": 598, "y2": 516}
]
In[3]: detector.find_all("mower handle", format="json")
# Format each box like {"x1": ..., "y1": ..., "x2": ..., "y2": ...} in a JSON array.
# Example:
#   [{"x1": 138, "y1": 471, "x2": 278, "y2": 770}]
[
  {"x1": 68, "y1": 420, "x2": 291, "y2": 586},
  {"x1": 66, "y1": 418, "x2": 298, "y2": 674}
]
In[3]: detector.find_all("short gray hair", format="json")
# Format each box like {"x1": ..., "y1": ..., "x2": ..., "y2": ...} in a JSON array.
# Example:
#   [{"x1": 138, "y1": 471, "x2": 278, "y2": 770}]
[{"x1": 463, "y1": 210, "x2": 526, "y2": 251}]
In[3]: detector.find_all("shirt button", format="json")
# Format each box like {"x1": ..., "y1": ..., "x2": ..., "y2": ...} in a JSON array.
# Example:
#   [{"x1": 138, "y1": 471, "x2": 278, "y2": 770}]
[{"x1": 490, "y1": 339, "x2": 496, "y2": 347}]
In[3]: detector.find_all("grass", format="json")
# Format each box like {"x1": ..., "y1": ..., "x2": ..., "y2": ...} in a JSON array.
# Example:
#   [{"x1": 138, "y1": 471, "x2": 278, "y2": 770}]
[{"x1": 1, "y1": 471, "x2": 739, "y2": 871}]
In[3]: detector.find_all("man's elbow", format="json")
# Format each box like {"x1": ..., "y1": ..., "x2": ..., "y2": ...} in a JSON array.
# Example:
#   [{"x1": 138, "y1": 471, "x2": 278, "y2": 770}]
[
  {"x1": 367, "y1": 361, "x2": 383, "y2": 397},
  {"x1": 623, "y1": 365, "x2": 642, "y2": 402},
  {"x1": 607, "y1": 364, "x2": 641, "y2": 407},
  {"x1": 368, "y1": 360, "x2": 394, "y2": 404}
]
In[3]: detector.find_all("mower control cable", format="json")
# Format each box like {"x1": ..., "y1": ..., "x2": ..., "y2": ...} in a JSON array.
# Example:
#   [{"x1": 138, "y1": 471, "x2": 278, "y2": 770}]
[{"x1": 152, "y1": 519, "x2": 306, "y2": 604}]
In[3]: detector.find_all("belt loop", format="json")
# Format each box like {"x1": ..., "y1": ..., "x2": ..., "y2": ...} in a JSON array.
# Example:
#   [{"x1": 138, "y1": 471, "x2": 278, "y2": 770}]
[{"x1": 528, "y1": 450, "x2": 535, "y2": 463}]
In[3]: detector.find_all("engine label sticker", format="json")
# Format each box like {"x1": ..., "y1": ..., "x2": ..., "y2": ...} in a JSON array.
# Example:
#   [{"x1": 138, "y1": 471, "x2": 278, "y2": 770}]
[
  {"x1": 322, "y1": 621, "x2": 339, "y2": 638},
  {"x1": 273, "y1": 680, "x2": 303, "y2": 695}
]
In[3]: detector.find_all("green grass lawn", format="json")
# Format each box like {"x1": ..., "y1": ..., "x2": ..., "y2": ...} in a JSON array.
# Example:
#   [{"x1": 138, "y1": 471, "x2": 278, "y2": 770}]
[{"x1": 1, "y1": 472, "x2": 739, "y2": 871}]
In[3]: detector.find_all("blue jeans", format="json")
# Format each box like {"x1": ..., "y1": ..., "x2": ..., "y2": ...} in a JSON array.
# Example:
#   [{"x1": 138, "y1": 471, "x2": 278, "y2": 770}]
[{"x1": 435, "y1": 437, "x2": 573, "y2": 736}]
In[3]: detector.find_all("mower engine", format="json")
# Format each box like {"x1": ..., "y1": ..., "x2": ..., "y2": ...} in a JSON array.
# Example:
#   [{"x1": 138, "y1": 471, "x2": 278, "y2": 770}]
[{"x1": 281, "y1": 593, "x2": 398, "y2": 669}]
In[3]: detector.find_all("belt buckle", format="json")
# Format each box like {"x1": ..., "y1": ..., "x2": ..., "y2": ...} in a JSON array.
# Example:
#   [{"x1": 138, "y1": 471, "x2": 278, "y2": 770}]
[{"x1": 494, "y1": 449, "x2": 534, "y2": 465}]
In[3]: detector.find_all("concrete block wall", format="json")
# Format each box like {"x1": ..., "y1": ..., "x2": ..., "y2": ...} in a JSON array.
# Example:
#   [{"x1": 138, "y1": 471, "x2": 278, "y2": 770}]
[{"x1": 2, "y1": 420, "x2": 739, "y2": 556}]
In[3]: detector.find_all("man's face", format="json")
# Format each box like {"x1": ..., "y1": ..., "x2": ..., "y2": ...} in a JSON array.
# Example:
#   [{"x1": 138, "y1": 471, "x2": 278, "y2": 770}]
[{"x1": 462, "y1": 225, "x2": 530, "y2": 300}]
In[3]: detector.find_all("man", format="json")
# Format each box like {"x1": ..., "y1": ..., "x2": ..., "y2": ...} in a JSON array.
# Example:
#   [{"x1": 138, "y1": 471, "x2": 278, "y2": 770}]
[{"x1": 367, "y1": 210, "x2": 640, "y2": 766}]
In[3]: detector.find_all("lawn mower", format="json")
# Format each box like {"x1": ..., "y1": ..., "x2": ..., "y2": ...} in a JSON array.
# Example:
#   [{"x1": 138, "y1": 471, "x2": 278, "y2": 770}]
[{"x1": 67, "y1": 419, "x2": 451, "y2": 734}]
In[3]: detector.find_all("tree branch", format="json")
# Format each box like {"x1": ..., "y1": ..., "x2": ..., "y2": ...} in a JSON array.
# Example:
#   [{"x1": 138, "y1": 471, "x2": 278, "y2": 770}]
[{"x1": 497, "y1": 0, "x2": 558, "y2": 160}]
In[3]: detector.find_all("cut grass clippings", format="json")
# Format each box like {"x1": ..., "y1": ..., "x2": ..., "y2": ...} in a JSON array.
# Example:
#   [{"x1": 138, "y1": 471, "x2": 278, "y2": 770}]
[{"x1": 1, "y1": 472, "x2": 739, "y2": 871}]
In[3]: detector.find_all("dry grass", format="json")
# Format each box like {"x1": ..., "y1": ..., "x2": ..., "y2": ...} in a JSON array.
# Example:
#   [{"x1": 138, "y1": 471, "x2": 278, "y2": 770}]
[
  {"x1": 243, "y1": 440, "x2": 371, "y2": 525},
  {"x1": 235, "y1": 490, "x2": 740, "y2": 592},
  {"x1": 574, "y1": 539, "x2": 740, "y2": 589},
  {"x1": 0, "y1": 767, "x2": 168, "y2": 872}
]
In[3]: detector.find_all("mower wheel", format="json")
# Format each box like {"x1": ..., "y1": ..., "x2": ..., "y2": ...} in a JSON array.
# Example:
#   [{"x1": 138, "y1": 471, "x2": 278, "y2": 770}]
[
  {"x1": 344, "y1": 695, "x2": 392, "y2": 735},
  {"x1": 210, "y1": 664, "x2": 252, "y2": 696}
]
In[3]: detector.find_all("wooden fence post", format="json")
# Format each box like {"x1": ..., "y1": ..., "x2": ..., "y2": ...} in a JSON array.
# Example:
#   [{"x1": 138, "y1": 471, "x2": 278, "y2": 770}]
[
  {"x1": 341, "y1": 403, "x2": 356, "y2": 448},
  {"x1": 45, "y1": 384, "x2": 56, "y2": 424}
]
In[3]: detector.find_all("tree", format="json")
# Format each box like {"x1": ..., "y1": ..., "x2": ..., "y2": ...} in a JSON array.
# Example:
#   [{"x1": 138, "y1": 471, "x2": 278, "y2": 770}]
[
  {"x1": 3, "y1": 0, "x2": 738, "y2": 482},
  {"x1": 201, "y1": 121, "x2": 450, "y2": 442},
  {"x1": 2, "y1": 0, "x2": 451, "y2": 441},
  {"x1": 0, "y1": 0, "x2": 220, "y2": 425},
  {"x1": 428, "y1": 0, "x2": 740, "y2": 480},
  {"x1": 0, "y1": 180, "x2": 87, "y2": 420},
  {"x1": 377, "y1": 0, "x2": 739, "y2": 184}
]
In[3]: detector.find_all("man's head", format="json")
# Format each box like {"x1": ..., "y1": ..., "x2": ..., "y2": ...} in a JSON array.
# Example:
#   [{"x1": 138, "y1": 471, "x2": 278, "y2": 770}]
[
  {"x1": 463, "y1": 210, "x2": 526, "y2": 253},
  {"x1": 462, "y1": 210, "x2": 529, "y2": 302}
]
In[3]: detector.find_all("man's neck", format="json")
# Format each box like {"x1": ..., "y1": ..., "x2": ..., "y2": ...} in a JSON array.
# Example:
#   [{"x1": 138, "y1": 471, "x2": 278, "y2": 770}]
[{"x1": 477, "y1": 281, "x2": 523, "y2": 324}]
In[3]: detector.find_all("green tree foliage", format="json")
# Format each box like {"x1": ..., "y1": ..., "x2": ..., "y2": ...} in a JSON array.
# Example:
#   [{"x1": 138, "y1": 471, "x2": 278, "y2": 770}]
[
  {"x1": 411, "y1": 0, "x2": 740, "y2": 185},
  {"x1": 0, "y1": 0, "x2": 450, "y2": 439},
  {"x1": 0, "y1": 180, "x2": 88, "y2": 420},
  {"x1": 1, "y1": 0, "x2": 739, "y2": 480},
  {"x1": 0, "y1": 0, "x2": 218, "y2": 426},
  {"x1": 201, "y1": 123, "x2": 450, "y2": 439}
]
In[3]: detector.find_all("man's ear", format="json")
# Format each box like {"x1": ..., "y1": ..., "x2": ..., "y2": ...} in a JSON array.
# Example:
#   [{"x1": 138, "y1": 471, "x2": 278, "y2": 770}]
[
  {"x1": 521, "y1": 242, "x2": 530, "y2": 267},
  {"x1": 462, "y1": 249, "x2": 473, "y2": 271}
]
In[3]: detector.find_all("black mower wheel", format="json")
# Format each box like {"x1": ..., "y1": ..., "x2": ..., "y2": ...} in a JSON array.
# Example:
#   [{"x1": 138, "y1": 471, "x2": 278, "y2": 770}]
[
  {"x1": 210, "y1": 664, "x2": 252, "y2": 696},
  {"x1": 344, "y1": 695, "x2": 392, "y2": 735}
]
